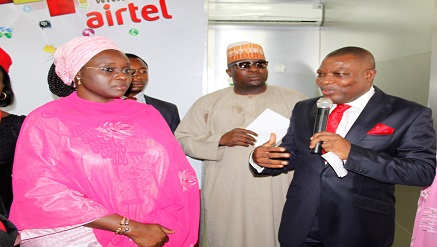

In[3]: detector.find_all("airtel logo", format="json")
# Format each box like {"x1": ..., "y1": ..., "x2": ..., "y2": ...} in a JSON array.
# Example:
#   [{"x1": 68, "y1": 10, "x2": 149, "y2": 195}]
[{"x1": 86, "y1": 0, "x2": 172, "y2": 28}]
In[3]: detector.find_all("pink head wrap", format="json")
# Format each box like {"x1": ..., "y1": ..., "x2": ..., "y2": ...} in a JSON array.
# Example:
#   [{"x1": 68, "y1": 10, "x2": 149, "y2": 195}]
[
  {"x1": 54, "y1": 36, "x2": 121, "y2": 85},
  {"x1": 0, "y1": 47, "x2": 12, "y2": 73}
]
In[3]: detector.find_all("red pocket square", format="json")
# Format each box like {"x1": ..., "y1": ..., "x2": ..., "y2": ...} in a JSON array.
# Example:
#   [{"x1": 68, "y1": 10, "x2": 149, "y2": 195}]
[{"x1": 368, "y1": 123, "x2": 395, "y2": 135}]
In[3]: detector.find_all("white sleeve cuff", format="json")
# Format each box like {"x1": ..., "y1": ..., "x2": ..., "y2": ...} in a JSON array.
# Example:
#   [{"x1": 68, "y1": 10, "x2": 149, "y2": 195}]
[{"x1": 249, "y1": 151, "x2": 265, "y2": 173}]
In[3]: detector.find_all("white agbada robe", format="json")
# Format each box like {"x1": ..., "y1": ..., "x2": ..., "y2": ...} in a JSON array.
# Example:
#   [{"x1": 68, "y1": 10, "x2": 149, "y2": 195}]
[{"x1": 176, "y1": 85, "x2": 307, "y2": 247}]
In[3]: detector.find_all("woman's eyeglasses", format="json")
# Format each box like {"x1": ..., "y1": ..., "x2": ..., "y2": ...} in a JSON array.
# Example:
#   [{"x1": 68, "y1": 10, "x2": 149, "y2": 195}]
[
  {"x1": 228, "y1": 61, "x2": 269, "y2": 70},
  {"x1": 84, "y1": 67, "x2": 137, "y2": 76}
]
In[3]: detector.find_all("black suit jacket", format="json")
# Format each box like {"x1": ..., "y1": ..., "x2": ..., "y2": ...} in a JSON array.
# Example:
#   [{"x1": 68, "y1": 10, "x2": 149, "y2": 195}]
[
  {"x1": 260, "y1": 87, "x2": 436, "y2": 247},
  {"x1": 0, "y1": 214, "x2": 17, "y2": 247},
  {"x1": 144, "y1": 95, "x2": 180, "y2": 133}
]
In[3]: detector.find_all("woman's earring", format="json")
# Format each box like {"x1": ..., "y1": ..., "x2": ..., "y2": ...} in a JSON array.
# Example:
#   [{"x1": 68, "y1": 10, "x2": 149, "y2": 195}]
[
  {"x1": 0, "y1": 92, "x2": 6, "y2": 100},
  {"x1": 76, "y1": 77, "x2": 82, "y2": 85}
]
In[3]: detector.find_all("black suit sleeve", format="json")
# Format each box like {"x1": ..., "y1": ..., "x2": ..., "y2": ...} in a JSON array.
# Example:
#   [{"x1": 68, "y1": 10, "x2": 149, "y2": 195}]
[{"x1": 168, "y1": 105, "x2": 181, "y2": 133}]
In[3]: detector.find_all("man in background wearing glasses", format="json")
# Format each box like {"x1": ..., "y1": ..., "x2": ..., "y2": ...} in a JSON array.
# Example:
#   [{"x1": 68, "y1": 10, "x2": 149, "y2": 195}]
[
  {"x1": 175, "y1": 41, "x2": 307, "y2": 247},
  {"x1": 123, "y1": 53, "x2": 181, "y2": 133}
]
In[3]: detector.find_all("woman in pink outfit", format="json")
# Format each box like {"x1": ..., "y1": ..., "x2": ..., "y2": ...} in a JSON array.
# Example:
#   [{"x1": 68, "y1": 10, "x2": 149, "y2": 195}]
[
  {"x1": 411, "y1": 157, "x2": 437, "y2": 247},
  {"x1": 9, "y1": 36, "x2": 199, "y2": 247}
]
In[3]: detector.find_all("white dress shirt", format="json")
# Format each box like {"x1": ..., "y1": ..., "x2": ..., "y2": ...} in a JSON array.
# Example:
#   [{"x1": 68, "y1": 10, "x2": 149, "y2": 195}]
[{"x1": 334, "y1": 87, "x2": 375, "y2": 138}]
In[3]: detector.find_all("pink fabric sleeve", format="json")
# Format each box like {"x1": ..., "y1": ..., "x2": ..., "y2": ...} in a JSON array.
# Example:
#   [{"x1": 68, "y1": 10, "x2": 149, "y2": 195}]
[
  {"x1": 411, "y1": 163, "x2": 437, "y2": 246},
  {"x1": 9, "y1": 114, "x2": 111, "y2": 228}
]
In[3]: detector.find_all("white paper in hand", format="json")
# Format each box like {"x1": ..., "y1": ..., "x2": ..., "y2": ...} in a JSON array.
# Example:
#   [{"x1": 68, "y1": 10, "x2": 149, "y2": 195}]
[{"x1": 246, "y1": 108, "x2": 290, "y2": 147}]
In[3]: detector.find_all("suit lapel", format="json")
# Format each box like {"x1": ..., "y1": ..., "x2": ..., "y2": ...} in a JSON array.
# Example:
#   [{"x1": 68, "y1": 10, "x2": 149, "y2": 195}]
[
  {"x1": 308, "y1": 98, "x2": 320, "y2": 134},
  {"x1": 345, "y1": 87, "x2": 393, "y2": 144}
]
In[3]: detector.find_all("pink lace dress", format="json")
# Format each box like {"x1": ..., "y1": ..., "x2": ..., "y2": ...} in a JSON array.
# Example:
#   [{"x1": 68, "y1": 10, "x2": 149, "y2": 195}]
[{"x1": 9, "y1": 93, "x2": 199, "y2": 246}]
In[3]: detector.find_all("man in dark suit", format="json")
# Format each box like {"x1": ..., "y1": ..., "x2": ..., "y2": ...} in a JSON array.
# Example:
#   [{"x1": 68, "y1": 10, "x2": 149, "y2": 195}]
[
  {"x1": 251, "y1": 46, "x2": 436, "y2": 247},
  {"x1": 124, "y1": 53, "x2": 180, "y2": 133}
]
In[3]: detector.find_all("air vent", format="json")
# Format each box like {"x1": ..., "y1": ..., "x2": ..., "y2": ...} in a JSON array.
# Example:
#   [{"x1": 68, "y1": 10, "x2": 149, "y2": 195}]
[{"x1": 208, "y1": 3, "x2": 324, "y2": 26}]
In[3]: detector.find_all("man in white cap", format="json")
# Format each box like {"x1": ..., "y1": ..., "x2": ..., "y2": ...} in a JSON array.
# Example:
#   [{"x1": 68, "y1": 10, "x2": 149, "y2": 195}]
[{"x1": 175, "y1": 41, "x2": 307, "y2": 247}]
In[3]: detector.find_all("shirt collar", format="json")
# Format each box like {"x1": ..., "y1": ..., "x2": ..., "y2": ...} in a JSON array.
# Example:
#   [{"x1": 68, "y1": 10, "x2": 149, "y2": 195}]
[
  {"x1": 339, "y1": 86, "x2": 375, "y2": 110},
  {"x1": 133, "y1": 92, "x2": 147, "y2": 104}
]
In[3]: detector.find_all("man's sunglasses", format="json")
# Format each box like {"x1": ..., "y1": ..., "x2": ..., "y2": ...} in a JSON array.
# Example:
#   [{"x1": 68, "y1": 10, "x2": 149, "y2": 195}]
[{"x1": 229, "y1": 60, "x2": 269, "y2": 70}]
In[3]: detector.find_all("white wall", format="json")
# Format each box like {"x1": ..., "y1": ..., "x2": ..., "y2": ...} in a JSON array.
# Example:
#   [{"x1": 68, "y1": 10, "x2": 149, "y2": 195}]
[
  {"x1": 320, "y1": 0, "x2": 433, "y2": 106},
  {"x1": 1, "y1": 0, "x2": 207, "y2": 118},
  {"x1": 0, "y1": 0, "x2": 208, "y2": 183},
  {"x1": 428, "y1": 0, "x2": 437, "y2": 131}
]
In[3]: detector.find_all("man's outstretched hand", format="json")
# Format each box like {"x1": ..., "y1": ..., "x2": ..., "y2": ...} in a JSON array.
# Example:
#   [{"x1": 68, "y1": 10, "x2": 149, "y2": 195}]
[{"x1": 252, "y1": 133, "x2": 290, "y2": 169}]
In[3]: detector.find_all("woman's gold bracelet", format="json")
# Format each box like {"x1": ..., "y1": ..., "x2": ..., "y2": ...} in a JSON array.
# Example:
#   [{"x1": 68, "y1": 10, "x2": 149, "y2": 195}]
[{"x1": 115, "y1": 216, "x2": 130, "y2": 235}]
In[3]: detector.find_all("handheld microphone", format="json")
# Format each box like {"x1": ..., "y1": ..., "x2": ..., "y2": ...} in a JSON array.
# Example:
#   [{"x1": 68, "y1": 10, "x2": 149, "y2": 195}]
[{"x1": 310, "y1": 97, "x2": 333, "y2": 154}]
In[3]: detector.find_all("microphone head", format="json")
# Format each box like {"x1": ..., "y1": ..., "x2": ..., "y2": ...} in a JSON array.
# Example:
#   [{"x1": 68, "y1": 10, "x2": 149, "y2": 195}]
[{"x1": 316, "y1": 97, "x2": 333, "y2": 109}]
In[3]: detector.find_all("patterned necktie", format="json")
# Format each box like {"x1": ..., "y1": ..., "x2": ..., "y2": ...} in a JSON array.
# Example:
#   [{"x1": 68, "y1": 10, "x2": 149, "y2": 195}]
[{"x1": 326, "y1": 104, "x2": 351, "y2": 133}]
